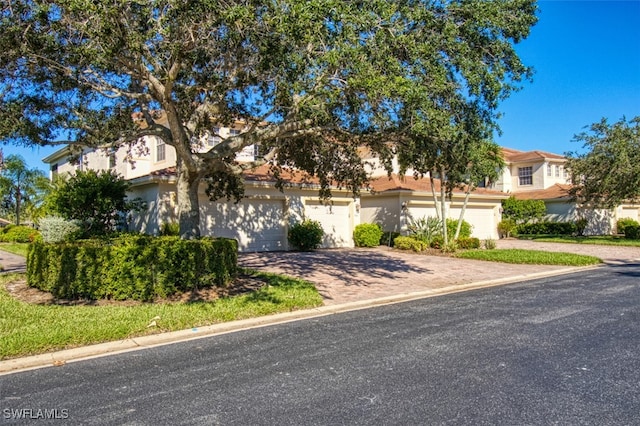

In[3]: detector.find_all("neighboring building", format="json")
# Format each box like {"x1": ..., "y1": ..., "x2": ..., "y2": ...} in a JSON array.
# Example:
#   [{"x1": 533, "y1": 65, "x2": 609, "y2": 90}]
[{"x1": 498, "y1": 147, "x2": 640, "y2": 235}]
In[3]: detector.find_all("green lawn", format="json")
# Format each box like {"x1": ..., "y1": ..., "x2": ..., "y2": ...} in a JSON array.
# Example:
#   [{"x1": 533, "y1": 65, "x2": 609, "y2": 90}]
[
  {"x1": 0, "y1": 242, "x2": 29, "y2": 257},
  {"x1": 456, "y1": 249, "x2": 602, "y2": 266},
  {"x1": 520, "y1": 235, "x2": 640, "y2": 247},
  {"x1": 0, "y1": 270, "x2": 322, "y2": 360}
]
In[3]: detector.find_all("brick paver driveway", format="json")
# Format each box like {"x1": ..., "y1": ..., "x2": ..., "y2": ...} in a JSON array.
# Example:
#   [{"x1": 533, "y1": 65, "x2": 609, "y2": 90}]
[{"x1": 241, "y1": 239, "x2": 640, "y2": 305}]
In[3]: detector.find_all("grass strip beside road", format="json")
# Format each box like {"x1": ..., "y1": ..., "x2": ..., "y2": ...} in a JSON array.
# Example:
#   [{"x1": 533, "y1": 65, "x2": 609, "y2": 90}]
[
  {"x1": 0, "y1": 271, "x2": 322, "y2": 360},
  {"x1": 520, "y1": 236, "x2": 640, "y2": 247},
  {"x1": 456, "y1": 249, "x2": 602, "y2": 266}
]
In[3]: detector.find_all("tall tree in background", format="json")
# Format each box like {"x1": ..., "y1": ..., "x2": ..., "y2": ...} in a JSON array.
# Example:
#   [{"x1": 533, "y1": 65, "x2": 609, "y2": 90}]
[
  {"x1": 0, "y1": 0, "x2": 537, "y2": 238},
  {"x1": 566, "y1": 116, "x2": 640, "y2": 208},
  {"x1": 0, "y1": 154, "x2": 50, "y2": 225}
]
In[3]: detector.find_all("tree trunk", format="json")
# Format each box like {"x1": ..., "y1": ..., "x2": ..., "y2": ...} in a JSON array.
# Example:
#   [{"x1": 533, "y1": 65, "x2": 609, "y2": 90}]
[
  {"x1": 14, "y1": 185, "x2": 21, "y2": 226},
  {"x1": 176, "y1": 159, "x2": 201, "y2": 239},
  {"x1": 454, "y1": 187, "x2": 472, "y2": 240},
  {"x1": 440, "y1": 167, "x2": 448, "y2": 245},
  {"x1": 429, "y1": 171, "x2": 440, "y2": 221}
]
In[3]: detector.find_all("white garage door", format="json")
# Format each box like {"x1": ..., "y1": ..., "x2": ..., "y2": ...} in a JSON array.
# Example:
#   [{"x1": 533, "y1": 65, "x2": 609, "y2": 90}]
[
  {"x1": 304, "y1": 201, "x2": 353, "y2": 248},
  {"x1": 450, "y1": 207, "x2": 497, "y2": 240},
  {"x1": 202, "y1": 198, "x2": 286, "y2": 252},
  {"x1": 621, "y1": 208, "x2": 639, "y2": 222}
]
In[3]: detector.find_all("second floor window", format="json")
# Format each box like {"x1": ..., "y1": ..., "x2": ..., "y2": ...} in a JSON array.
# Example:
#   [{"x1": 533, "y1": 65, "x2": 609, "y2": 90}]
[
  {"x1": 109, "y1": 151, "x2": 116, "y2": 169},
  {"x1": 518, "y1": 166, "x2": 533, "y2": 186},
  {"x1": 555, "y1": 165, "x2": 560, "y2": 177},
  {"x1": 547, "y1": 164, "x2": 552, "y2": 176},
  {"x1": 156, "y1": 139, "x2": 166, "y2": 162}
]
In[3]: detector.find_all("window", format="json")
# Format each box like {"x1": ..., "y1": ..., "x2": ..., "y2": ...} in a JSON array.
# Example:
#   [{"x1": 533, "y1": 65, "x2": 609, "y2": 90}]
[
  {"x1": 156, "y1": 139, "x2": 166, "y2": 162},
  {"x1": 547, "y1": 164, "x2": 552, "y2": 176},
  {"x1": 108, "y1": 151, "x2": 116, "y2": 169},
  {"x1": 555, "y1": 165, "x2": 560, "y2": 177},
  {"x1": 518, "y1": 166, "x2": 533, "y2": 186},
  {"x1": 208, "y1": 127, "x2": 222, "y2": 146},
  {"x1": 51, "y1": 163, "x2": 58, "y2": 177},
  {"x1": 229, "y1": 128, "x2": 241, "y2": 137}
]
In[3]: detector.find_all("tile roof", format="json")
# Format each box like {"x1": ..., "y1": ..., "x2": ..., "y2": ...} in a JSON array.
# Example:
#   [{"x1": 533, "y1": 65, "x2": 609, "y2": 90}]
[
  {"x1": 368, "y1": 174, "x2": 505, "y2": 196},
  {"x1": 513, "y1": 184, "x2": 573, "y2": 201},
  {"x1": 501, "y1": 147, "x2": 566, "y2": 163}
]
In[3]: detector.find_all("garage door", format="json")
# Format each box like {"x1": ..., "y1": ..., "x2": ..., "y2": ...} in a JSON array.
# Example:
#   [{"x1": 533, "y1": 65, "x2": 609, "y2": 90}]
[
  {"x1": 449, "y1": 206, "x2": 497, "y2": 240},
  {"x1": 304, "y1": 201, "x2": 353, "y2": 248},
  {"x1": 201, "y1": 198, "x2": 286, "y2": 252}
]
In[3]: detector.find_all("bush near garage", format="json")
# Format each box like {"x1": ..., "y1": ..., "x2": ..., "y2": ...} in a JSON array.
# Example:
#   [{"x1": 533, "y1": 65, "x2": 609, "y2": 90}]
[
  {"x1": 353, "y1": 223, "x2": 383, "y2": 247},
  {"x1": 446, "y1": 218, "x2": 473, "y2": 239},
  {"x1": 516, "y1": 221, "x2": 576, "y2": 236},
  {"x1": 617, "y1": 218, "x2": 640, "y2": 235},
  {"x1": 288, "y1": 220, "x2": 324, "y2": 251},
  {"x1": 456, "y1": 237, "x2": 481, "y2": 249},
  {"x1": 0, "y1": 224, "x2": 40, "y2": 243},
  {"x1": 393, "y1": 236, "x2": 428, "y2": 252},
  {"x1": 26, "y1": 235, "x2": 238, "y2": 301},
  {"x1": 624, "y1": 224, "x2": 640, "y2": 240}
]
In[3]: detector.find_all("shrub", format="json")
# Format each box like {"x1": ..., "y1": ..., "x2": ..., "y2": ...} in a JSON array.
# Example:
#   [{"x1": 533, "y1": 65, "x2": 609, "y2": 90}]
[
  {"x1": 393, "y1": 236, "x2": 427, "y2": 252},
  {"x1": 288, "y1": 220, "x2": 324, "y2": 251},
  {"x1": 617, "y1": 218, "x2": 640, "y2": 235},
  {"x1": 517, "y1": 221, "x2": 576, "y2": 235},
  {"x1": 497, "y1": 219, "x2": 517, "y2": 238},
  {"x1": 26, "y1": 236, "x2": 238, "y2": 301},
  {"x1": 430, "y1": 235, "x2": 444, "y2": 250},
  {"x1": 407, "y1": 216, "x2": 441, "y2": 244},
  {"x1": 0, "y1": 225, "x2": 40, "y2": 243},
  {"x1": 353, "y1": 223, "x2": 383, "y2": 247},
  {"x1": 447, "y1": 218, "x2": 472, "y2": 239},
  {"x1": 39, "y1": 216, "x2": 82, "y2": 243},
  {"x1": 380, "y1": 231, "x2": 401, "y2": 247},
  {"x1": 624, "y1": 224, "x2": 640, "y2": 240},
  {"x1": 483, "y1": 239, "x2": 497, "y2": 250},
  {"x1": 456, "y1": 237, "x2": 480, "y2": 249},
  {"x1": 501, "y1": 196, "x2": 546, "y2": 223},
  {"x1": 159, "y1": 222, "x2": 180, "y2": 236},
  {"x1": 575, "y1": 218, "x2": 588, "y2": 236}
]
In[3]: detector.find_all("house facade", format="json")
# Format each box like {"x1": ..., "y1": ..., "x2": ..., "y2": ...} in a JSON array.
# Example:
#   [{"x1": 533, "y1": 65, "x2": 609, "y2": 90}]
[{"x1": 43, "y1": 134, "x2": 638, "y2": 251}]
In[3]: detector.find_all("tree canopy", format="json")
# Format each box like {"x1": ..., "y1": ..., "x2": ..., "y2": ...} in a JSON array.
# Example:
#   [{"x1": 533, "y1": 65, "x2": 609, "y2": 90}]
[
  {"x1": 566, "y1": 116, "x2": 640, "y2": 209},
  {"x1": 0, "y1": 0, "x2": 538, "y2": 238}
]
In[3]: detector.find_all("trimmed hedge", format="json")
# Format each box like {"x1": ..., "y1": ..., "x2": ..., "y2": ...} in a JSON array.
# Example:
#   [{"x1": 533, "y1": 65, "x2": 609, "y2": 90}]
[
  {"x1": 353, "y1": 223, "x2": 383, "y2": 247},
  {"x1": 516, "y1": 221, "x2": 577, "y2": 236},
  {"x1": 26, "y1": 235, "x2": 238, "y2": 301}
]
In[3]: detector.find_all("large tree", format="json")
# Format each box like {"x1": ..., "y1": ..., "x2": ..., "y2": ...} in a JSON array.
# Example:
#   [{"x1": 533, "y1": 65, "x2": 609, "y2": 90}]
[
  {"x1": 566, "y1": 116, "x2": 640, "y2": 208},
  {"x1": 0, "y1": 154, "x2": 50, "y2": 225},
  {"x1": 0, "y1": 0, "x2": 537, "y2": 238}
]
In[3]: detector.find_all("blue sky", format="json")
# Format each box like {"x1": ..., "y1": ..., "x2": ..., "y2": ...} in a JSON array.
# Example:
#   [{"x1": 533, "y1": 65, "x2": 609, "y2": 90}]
[{"x1": 3, "y1": 0, "x2": 640, "y2": 172}]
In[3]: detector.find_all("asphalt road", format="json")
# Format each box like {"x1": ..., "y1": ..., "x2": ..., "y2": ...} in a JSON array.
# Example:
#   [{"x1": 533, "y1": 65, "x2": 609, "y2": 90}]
[{"x1": 1, "y1": 264, "x2": 639, "y2": 425}]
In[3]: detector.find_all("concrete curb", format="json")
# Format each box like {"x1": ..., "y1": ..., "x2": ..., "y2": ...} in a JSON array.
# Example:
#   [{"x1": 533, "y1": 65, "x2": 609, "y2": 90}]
[{"x1": 0, "y1": 265, "x2": 597, "y2": 376}]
